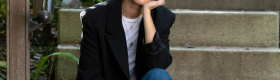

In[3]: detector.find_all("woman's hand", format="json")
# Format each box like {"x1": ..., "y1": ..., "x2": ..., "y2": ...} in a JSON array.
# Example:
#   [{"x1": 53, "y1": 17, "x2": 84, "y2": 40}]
[{"x1": 142, "y1": 0, "x2": 165, "y2": 11}]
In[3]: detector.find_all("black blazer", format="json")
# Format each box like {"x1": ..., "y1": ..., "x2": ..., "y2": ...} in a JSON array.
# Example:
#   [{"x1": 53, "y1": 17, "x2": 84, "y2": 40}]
[{"x1": 76, "y1": 0, "x2": 175, "y2": 80}]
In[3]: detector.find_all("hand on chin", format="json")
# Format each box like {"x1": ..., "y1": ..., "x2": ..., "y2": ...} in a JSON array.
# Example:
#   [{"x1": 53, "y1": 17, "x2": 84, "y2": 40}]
[{"x1": 141, "y1": 0, "x2": 165, "y2": 10}]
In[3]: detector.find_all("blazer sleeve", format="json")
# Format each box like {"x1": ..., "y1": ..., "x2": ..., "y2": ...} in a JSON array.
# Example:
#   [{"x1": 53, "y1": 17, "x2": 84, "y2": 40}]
[
  {"x1": 76, "y1": 12, "x2": 105, "y2": 80},
  {"x1": 141, "y1": 13, "x2": 176, "y2": 69}
]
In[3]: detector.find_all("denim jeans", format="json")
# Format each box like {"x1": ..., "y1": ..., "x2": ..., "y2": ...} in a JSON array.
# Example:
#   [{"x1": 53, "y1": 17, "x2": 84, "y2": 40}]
[{"x1": 141, "y1": 68, "x2": 172, "y2": 80}]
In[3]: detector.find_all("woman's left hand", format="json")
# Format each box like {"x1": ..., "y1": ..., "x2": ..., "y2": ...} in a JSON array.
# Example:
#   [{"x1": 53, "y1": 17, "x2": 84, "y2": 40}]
[{"x1": 143, "y1": 0, "x2": 165, "y2": 10}]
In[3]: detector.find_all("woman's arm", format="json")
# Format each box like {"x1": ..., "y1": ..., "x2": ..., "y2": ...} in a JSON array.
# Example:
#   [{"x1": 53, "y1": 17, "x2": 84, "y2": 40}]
[
  {"x1": 143, "y1": 8, "x2": 156, "y2": 43},
  {"x1": 141, "y1": 0, "x2": 176, "y2": 70},
  {"x1": 141, "y1": 12, "x2": 175, "y2": 69},
  {"x1": 143, "y1": 0, "x2": 165, "y2": 43}
]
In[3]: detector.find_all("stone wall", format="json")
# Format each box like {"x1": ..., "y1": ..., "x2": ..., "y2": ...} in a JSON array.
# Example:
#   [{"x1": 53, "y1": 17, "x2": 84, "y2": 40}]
[
  {"x1": 58, "y1": 9, "x2": 280, "y2": 47},
  {"x1": 165, "y1": 0, "x2": 280, "y2": 10},
  {"x1": 167, "y1": 47, "x2": 280, "y2": 80},
  {"x1": 56, "y1": 45, "x2": 280, "y2": 80},
  {"x1": 170, "y1": 11, "x2": 279, "y2": 47}
]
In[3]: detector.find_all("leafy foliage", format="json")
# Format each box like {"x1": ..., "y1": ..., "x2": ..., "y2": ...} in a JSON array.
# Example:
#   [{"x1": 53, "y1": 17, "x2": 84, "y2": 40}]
[
  {"x1": 0, "y1": 1, "x2": 5, "y2": 16},
  {"x1": 30, "y1": 38, "x2": 58, "y2": 80},
  {"x1": 0, "y1": 0, "x2": 6, "y2": 79},
  {"x1": 0, "y1": 0, "x2": 6, "y2": 28},
  {"x1": 81, "y1": 0, "x2": 104, "y2": 7},
  {"x1": 33, "y1": 52, "x2": 78, "y2": 79},
  {"x1": 34, "y1": 38, "x2": 57, "y2": 56},
  {"x1": 0, "y1": 61, "x2": 5, "y2": 68},
  {"x1": 54, "y1": 0, "x2": 63, "y2": 7}
]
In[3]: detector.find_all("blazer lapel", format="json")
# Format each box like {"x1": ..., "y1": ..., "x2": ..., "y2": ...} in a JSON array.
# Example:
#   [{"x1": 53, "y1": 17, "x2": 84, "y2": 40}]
[{"x1": 104, "y1": 0, "x2": 130, "y2": 79}]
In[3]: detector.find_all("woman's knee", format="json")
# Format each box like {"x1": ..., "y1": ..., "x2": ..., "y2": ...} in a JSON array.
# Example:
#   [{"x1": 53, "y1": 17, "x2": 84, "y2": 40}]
[{"x1": 141, "y1": 68, "x2": 172, "y2": 80}]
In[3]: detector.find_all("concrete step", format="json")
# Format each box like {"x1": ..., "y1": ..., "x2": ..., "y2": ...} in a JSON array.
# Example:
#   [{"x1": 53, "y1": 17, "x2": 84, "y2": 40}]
[
  {"x1": 170, "y1": 11, "x2": 279, "y2": 47},
  {"x1": 55, "y1": 44, "x2": 280, "y2": 80},
  {"x1": 55, "y1": 44, "x2": 80, "y2": 80},
  {"x1": 58, "y1": 9, "x2": 279, "y2": 47},
  {"x1": 58, "y1": 9, "x2": 84, "y2": 44},
  {"x1": 167, "y1": 47, "x2": 280, "y2": 80},
  {"x1": 165, "y1": 0, "x2": 280, "y2": 11}
]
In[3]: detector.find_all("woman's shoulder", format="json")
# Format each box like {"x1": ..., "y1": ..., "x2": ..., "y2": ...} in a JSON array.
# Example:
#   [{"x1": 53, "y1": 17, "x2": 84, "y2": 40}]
[
  {"x1": 154, "y1": 6, "x2": 176, "y2": 28},
  {"x1": 80, "y1": 1, "x2": 111, "y2": 21},
  {"x1": 155, "y1": 6, "x2": 175, "y2": 19}
]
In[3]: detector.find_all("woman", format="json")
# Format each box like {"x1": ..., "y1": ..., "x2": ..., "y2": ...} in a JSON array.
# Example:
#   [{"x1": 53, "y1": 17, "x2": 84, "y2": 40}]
[{"x1": 76, "y1": 0, "x2": 175, "y2": 79}]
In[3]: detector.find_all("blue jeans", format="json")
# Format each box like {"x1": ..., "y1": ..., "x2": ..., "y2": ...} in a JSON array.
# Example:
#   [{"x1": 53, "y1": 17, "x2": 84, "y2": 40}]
[{"x1": 141, "y1": 68, "x2": 172, "y2": 80}]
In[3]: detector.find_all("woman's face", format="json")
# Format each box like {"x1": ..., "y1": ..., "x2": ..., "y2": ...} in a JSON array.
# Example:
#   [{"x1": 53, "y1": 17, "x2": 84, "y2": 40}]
[{"x1": 133, "y1": 0, "x2": 151, "y2": 5}]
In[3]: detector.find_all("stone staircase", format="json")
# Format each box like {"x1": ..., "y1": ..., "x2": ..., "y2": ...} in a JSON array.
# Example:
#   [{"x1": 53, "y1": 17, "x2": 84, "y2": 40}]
[
  {"x1": 55, "y1": 9, "x2": 280, "y2": 80},
  {"x1": 164, "y1": 0, "x2": 280, "y2": 11}
]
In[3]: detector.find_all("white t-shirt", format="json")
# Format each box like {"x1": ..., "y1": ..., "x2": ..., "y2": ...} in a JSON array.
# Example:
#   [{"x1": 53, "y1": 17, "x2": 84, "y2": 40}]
[{"x1": 122, "y1": 14, "x2": 143, "y2": 80}]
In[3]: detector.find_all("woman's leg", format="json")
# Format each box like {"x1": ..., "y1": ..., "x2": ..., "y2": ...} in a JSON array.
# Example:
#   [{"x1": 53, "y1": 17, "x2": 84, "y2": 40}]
[{"x1": 141, "y1": 68, "x2": 172, "y2": 80}]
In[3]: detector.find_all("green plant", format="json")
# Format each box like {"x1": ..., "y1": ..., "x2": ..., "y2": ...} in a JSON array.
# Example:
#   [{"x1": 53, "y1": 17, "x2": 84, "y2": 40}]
[
  {"x1": 0, "y1": 61, "x2": 6, "y2": 68},
  {"x1": 32, "y1": 52, "x2": 79, "y2": 80},
  {"x1": 30, "y1": 38, "x2": 58, "y2": 80},
  {"x1": 95, "y1": 0, "x2": 103, "y2": 4},
  {"x1": 81, "y1": 0, "x2": 104, "y2": 7},
  {"x1": 0, "y1": 0, "x2": 6, "y2": 27},
  {"x1": 30, "y1": 0, "x2": 33, "y2": 7},
  {"x1": 34, "y1": 38, "x2": 57, "y2": 56},
  {"x1": 54, "y1": 0, "x2": 62, "y2": 7},
  {"x1": 0, "y1": 0, "x2": 6, "y2": 15}
]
